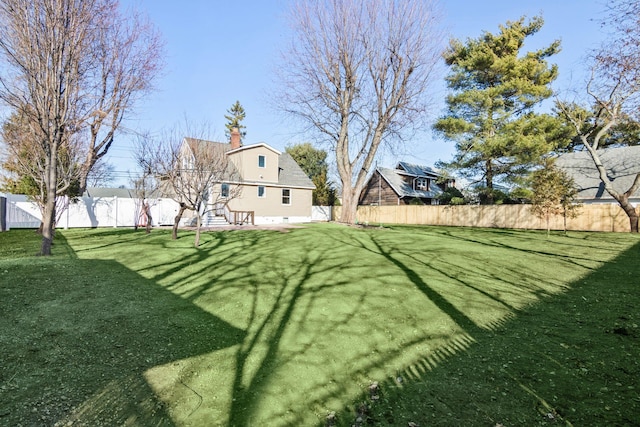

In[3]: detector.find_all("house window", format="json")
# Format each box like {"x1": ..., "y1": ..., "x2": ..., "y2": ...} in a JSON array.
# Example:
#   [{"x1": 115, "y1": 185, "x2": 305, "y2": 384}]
[
  {"x1": 221, "y1": 183, "x2": 229, "y2": 198},
  {"x1": 182, "y1": 154, "x2": 194, "y2": 170},
  {"x1": 415, "y1": 178, "x2": 429, "y2": 191},
  {"x1": 258, "y1": 186, "x2": 265, "y2": 198},
  {"x1": 282, "y1": 188, "x2": 291, "y2": 205},
  {"x1": 258, "y1": 155, "x2": 266, "y2": 168}
]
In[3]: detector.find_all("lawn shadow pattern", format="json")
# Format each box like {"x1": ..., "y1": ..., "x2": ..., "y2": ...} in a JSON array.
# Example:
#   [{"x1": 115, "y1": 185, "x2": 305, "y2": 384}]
[
  {"x1": 0, "y1": 257, "x2": 245, "y2": 426},
  {"x1": 333, "y1": 238, "x2": 640, "y2": 426},
  {"x1": 101, "y1": 225, "x2": 626, "y2": 425},
  {"x1": 9, "y1": 224, "x2": 635, "y2": 426}
]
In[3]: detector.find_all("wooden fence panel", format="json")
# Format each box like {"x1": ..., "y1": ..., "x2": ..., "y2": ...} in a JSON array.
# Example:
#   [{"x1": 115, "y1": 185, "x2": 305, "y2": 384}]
[{"x1": 337, "y1": 203, "x2": 637, "y2": 232}]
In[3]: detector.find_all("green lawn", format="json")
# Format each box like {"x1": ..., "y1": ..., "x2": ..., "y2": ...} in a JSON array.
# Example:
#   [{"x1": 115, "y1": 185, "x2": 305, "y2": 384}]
[{"x1": 0, "y1": 224, "x2": 638, "y2": 426}]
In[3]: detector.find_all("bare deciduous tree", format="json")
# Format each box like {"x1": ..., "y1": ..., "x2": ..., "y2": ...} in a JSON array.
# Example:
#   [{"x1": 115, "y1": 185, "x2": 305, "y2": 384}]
[
  {"x1": 0, "y1": 0, "x2": 163, "y2": 255},
  {"x1": 131, "y1": 133, "x2": 161, "y2": 233},
  {"x1": 138, "y1": 123, "x2": 241, "y2": 247},
  {"x1": 1, "y1": 107, "x2": 84, "y2": 232},
  {"x1": 278, "y1": 0, "x2": 444, "y2": 223},
  {"x1": 558, "y1": 0, "x2": 640, "y2": 233},
  {"x1": 78, "y1": 3, "x2": 163, "y2": 195}
]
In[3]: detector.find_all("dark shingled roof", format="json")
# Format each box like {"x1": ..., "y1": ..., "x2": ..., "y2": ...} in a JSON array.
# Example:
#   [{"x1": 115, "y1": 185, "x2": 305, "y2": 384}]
[
  {"x1": 84, "y1": 187, "x2": 137, "y2": 198},
  {"x1": 378, "y1": 166, "x2": 445, "y2": 199},
  {"x1": 83, "y1": 187, "x2": 164, "y2": 198},
  {"x1": 278, "y1": 153, "x2": 315, "y2": 188},
  {"x1": 555, "y1": 146, "x2": 640, "y2": 201}
]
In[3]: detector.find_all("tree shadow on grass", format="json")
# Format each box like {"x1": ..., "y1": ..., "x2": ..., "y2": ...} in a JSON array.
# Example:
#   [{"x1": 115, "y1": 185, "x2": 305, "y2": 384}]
[
  {"x1": 333, "y1": 240, "x2": 640, "y2": 426},
  {"x1": 0, "y1": 257, "x2": 245, "y2": 426}
]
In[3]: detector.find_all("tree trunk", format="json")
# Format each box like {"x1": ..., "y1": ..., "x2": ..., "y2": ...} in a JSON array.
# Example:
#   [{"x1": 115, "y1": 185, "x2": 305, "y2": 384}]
[
  {"x1": 144, "y1": 202, "x2": 152, "y2": 234},
  {"x1": 485, "y1": 160, "x2": 494, "y2": 189},
  {"x1": 339, "y1": 184, "x2": 359, "y2": 224},
  {"x1": 630, "y1": 213, "x2": 639, "y2": 233},
  {"x1": 172, "y1": 203, "x2": 188, "y2": 240},
  {"x1": 584, "y1": 146, "x2": 639, "y2": 233},
  {"x1": 40, "y1": 146, "x2": 58, "y2": 256},
  {"x1": 546, "y1": 214, "x2": 550, "y2": 237},
  {"x1": 617, "y1": 197, "x2": 639, "y2": 233},
  {"x1": 194, "y1": 214, "x2": 202, "y2": 247}
]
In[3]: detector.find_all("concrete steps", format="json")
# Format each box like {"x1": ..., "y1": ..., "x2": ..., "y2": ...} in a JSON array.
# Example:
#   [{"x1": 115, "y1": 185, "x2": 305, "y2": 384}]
[{"x1": 202, "y1": 214, "x2": 230, "y2": 227}]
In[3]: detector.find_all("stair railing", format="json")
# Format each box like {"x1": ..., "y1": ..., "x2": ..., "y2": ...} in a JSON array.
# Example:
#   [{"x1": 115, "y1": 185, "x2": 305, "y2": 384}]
[{"x1": 218, "y1": 203, "x2": 254, "y2": 225}]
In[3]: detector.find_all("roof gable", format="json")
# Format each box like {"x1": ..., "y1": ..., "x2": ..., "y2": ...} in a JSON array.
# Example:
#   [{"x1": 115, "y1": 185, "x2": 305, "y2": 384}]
[{"x1": 227, "y1": 142, "x2": 281, "y2": 156}]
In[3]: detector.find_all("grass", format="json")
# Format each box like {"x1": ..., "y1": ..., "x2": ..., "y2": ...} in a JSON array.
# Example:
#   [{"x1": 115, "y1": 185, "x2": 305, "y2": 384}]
[{"x1": 0, "y1": 223, "x2": 638, "y2": 426}]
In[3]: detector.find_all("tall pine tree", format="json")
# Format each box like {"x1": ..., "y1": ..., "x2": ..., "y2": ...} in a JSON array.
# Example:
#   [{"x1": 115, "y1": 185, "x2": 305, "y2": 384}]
[
  {"x1": 434, "y1": 16, "x2": 561, "y2": 193},
  {"x1": 224, "y1": 101, "x2": 247, "y2": 141}
]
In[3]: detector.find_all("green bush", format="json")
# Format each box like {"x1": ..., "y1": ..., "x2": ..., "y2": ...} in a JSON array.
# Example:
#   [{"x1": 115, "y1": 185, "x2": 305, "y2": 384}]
[{"x1": 438, "y1": 187, "x2": 465, "y2": 205}]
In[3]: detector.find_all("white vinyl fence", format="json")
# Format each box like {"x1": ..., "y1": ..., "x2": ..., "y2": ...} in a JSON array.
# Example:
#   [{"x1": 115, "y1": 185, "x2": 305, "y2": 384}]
[
  {"x1": 1, "y1": 193, "x2": 180, "y2": 230},
  {"x1": 311, "y1": 205, "x2": 333, "y2": 222}
]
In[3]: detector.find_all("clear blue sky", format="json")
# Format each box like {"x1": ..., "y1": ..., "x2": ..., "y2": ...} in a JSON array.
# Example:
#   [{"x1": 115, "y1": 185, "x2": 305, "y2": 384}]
[{"x1": 108, "y1": 0, "x2": 607, "y2": 185}]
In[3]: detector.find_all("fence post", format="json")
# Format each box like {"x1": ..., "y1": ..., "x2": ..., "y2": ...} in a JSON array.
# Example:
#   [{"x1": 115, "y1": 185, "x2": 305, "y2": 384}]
[
  {"x1": 114, "y1": 196, "x2": 118, "y2": 228},
  {"x1": 0, "y1": 196, "x2": 6, "y2": 232}
]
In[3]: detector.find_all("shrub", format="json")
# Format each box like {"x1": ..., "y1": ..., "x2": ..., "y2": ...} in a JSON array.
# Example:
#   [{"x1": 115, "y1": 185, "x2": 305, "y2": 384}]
[{"x1": 438, "y1": 187, "x2": 465, "y2": 205}]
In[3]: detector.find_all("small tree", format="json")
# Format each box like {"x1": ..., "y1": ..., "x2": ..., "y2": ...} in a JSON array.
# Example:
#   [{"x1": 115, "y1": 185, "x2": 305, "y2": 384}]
[
  {"x1": 530, "y1": 161, "x2": 581, "y2": 235},
  {"x1": 437, "y1": 187, "x2": 465, "y2": 205},
  {"x1": 140, "y1": 123, "x2": 241, "y2": 247},
  {"x1": 224, "y1": 101, "x2": 247, "y2": 142},
  {"x1": 1, "y1": 108, "x2": 83, "y2": 231},
  {"x1": 131, "y1": 134, "x2": 161, "y2": 233}
]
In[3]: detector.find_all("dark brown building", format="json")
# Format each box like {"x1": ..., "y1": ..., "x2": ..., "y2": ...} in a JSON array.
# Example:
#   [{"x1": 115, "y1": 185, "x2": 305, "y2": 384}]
[{"x1": 359, "y1": 162, "x2": 455, "y2": 206}]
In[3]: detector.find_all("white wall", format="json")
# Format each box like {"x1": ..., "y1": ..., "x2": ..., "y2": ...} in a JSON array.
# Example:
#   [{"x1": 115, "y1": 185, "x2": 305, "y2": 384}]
[
  {"x1": 2, "y1": 193, "x2": 180, "y2": 229},
  {"x1": 311, "y1": 206, "x2": 333, "y2": 222}
]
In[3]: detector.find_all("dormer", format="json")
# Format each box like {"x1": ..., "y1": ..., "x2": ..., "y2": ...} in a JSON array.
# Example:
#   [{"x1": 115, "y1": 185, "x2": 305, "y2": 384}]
[{"x1": 413, "y1": 177, "x2": 430, "y2": 191}]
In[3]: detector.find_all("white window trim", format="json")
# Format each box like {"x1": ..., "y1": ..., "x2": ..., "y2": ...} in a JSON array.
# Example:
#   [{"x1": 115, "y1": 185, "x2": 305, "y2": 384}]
[
  {"x1": 415, "y1": 177, "x2": 429, "y2": 191},
  {"x1": 258, "y1": 155, "x2": 266, "y2": 168},
  {"x1": 282, "y1": 188, "x2": 291, "y2": 205},
  {"x1": 258, "y1": 186, "x2": 266, "y2": 198}
]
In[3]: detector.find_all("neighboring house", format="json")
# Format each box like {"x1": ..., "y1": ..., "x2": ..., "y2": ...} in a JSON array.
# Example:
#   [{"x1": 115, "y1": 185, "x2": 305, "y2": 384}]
[
  {"x1": 359, "y1": 162, "x2": 455, "y2": 206},
  {"x1": 555, "y1": 146, "x2": 640, "y2": 205},
  {"x1": 177, "y1": 129, "x2": 315, "y2": 225}
]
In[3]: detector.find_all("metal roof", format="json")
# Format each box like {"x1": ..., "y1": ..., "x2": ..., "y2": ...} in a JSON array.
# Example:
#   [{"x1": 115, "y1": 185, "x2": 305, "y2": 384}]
[
  {"x1": 555, "y1": 146, "x2": 640, "y2": 201},
  {"x1": 396, "y1": 162, "x2": 440, "y2": 178},
  {"x1": 378, "y1": 166, "x2": 445, "y2": 199}
]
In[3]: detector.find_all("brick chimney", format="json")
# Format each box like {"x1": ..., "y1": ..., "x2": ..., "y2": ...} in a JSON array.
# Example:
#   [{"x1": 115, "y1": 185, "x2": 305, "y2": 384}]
[{"x1": 230, "y1": 127, "x2": 241, "y2": 150}]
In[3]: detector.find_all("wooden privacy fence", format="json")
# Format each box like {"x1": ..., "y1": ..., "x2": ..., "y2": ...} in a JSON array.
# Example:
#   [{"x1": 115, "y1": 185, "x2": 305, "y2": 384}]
[{"x1": 335, "y1": 204, "x2": 638, "y2": 232}]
